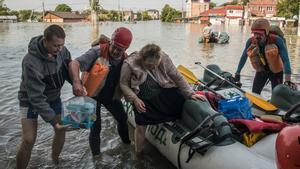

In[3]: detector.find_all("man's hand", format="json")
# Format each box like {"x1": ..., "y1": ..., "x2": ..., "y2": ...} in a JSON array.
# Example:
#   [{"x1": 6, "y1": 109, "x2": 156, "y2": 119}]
[
  {"x1": 191, "y1": 94, "x2": 206, "y2": 101},
  {"x1": 54, "y1": 123, "x2": 75, "y2": 131},
  {"x1": 72, "y1": 81, "x2": 86, "y2": 96},
  {"x1": 133, "y1": 97, "x2": 146, "y2": 113},
  {"x1": 234, "y1": 73, "x2": 240, "y2": 82},
  {"x1": 284, "y1": 81, "x2": 298, "y2": 90}
]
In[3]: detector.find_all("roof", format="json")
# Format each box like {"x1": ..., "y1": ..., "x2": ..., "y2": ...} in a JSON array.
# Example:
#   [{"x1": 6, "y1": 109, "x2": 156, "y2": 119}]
[
  {"x1": 225, "y1": 5, "x2": 244, "y2": 10},
  {"x1": 0, "y1": 15, "x2": 17, "y2": 20},
  {"x1": 45, "y1": 11, "x2": 85, "y2": 19},
  {"x1": 200, "y1": 8, "x2": 226, "y2": 17}
]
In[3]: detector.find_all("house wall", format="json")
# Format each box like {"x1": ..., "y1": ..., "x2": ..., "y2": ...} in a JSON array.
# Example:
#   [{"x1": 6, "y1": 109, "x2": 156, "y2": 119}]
[
  {"x1": 43, "y1": 13, "x2": 63, "y2": 22},
  {"x1": 225, "y1": 18, "x2": 241, "y2": 24},
  {"x1": 147, "y1": 11, "x2": 159, "y2": 20},
  {"x1": 226, "y1": 9, "x2": 243, "y2": 18},
  {"x1": 186, "y1": 0, "x2": 209, "y2": 18},
  {"x1": 209, "y1": 17, "x2": 225, "y2": 25},
  {"x1": 249, "y1": 2, "x2": 277, "y2": 16}
]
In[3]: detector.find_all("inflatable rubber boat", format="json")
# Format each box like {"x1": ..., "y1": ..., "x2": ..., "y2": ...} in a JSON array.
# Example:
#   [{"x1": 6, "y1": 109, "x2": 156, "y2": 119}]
[
  {"x1": 123, "y1": 99, "x2": 277, "y2": 169},
  {"x1": 122, "y1": 64, "x2": 300, "y2": 169},
  {"x1": 198, "y1": 32, "x2": 229, "y2": 44}
]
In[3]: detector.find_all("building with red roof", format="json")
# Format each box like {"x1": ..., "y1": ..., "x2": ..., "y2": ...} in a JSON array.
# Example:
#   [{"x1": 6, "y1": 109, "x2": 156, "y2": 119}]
[
  {"x1": 248, "y1": 0, "x2": 277, "y2": 17},
  {"x1": 199, "y1": 5, "x2": 244, "y2": 24}
]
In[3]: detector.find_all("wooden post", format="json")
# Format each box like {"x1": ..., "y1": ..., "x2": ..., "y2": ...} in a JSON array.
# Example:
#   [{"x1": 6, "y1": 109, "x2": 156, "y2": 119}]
[
  {"x1": 90, "y1": 0, "x2": 98, "y2": 25},
  {"x1": 298, "y1": 4, "x2": 300, "y2": 36}
]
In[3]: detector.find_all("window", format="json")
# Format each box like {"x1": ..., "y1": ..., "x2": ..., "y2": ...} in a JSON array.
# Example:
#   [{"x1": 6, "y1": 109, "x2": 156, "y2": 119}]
[
  {"x1": 267, "y1": 7, "x2": 273, "y2": 11},
  {"x1": 229, "y1": 10, "x2": 233, "y2": 13},
  {"x1": 258, "y1": 6, "x2": 263, "y2": 11}
]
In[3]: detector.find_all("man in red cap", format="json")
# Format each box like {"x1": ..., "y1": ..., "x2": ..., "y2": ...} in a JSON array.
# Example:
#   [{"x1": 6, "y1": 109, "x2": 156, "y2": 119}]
[{"x1": 69, "y1": 27, "x2": 132, "y2": 156}]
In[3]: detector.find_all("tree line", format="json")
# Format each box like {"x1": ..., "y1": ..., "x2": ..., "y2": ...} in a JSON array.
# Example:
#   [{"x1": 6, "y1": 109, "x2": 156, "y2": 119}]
[{"x1": 1, "y1": 0, "x2": 299, "y2": 23}]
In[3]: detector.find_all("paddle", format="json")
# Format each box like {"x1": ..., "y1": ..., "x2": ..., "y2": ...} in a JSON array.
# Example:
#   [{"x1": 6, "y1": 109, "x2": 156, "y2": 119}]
[
  {"x1": 194, "y1": 62, "x2": 278, "y2": 111},
  {"x1": 177, "y1": 65, "x2": 224, "y2": 98}
]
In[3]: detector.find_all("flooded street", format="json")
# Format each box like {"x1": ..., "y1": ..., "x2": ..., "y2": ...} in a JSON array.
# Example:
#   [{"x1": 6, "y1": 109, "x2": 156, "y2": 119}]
[{"x1": 0, "y1": 21, "x2": 300, "y2": 169}]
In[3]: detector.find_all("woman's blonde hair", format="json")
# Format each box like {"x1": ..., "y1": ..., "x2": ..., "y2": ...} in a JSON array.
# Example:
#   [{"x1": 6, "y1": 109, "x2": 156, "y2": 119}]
[{"x1": 138, "y1": 44, "x2": 162, "y2": 64}]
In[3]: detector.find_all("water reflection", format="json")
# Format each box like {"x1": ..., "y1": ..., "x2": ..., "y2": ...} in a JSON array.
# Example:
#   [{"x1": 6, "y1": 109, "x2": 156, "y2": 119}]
[{"x1": 0, "y1": 21, "x2": 299, "y2": 169}]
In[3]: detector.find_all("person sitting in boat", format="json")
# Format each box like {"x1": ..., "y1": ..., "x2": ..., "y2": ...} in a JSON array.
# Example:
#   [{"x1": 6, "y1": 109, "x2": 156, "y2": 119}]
[
  {"x1": 203, "y1": 22, "x2": 213, "y2": 43},
  {"x1": 234, "y1": 18, "x2": 297, "y2": 95},
  {"x1": 69, "y1": 27, "x2": 132, "y2": 157},
  {"x1": 119, "y1": 43, "x2": 206, "y2": 153}
]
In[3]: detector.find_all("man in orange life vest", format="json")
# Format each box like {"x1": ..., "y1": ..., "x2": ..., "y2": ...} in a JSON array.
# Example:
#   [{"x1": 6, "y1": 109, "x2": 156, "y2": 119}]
[
  {"x1": 69, "y1": 27, "x2": 132, "y2": 156},
  {"x1": 234, "y1": 18, "x2": 297, "y2": 94}
]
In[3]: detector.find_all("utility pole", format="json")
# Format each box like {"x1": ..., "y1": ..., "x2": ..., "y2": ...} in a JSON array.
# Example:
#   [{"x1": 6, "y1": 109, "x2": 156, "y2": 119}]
[
  {"x1": 181, "y1": 0, "x2": 184, "y2": 19},
  {"x1": 118, "y1": 0, "x2": 120, "y2": 22},
  {"x1": 298, "y1": 4, "x2": 300, "y2": 36},
  {"x1": 42, "y1": 1, "x2": 45, "y2": 22}
]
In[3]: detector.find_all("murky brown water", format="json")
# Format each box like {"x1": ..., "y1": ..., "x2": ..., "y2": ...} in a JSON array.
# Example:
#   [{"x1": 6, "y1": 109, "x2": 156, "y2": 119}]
[{"x1": 0, "y1": 21, "x2": 299, "y2": 169}]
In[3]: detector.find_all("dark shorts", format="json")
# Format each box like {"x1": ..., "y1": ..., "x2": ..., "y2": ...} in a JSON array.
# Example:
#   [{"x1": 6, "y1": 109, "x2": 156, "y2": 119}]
[{"x1": 19, "y1": 98, "x2": 62, "y2": 119}]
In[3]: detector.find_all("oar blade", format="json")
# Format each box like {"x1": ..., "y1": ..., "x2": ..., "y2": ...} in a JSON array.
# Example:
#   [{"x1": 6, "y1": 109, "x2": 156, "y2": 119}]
[
  {"x1": 245, "y1": 92, "x2": 278, "y2": 111},
  {"x1": 177, "y1": 65, "x2": 198, "y2": 84}
]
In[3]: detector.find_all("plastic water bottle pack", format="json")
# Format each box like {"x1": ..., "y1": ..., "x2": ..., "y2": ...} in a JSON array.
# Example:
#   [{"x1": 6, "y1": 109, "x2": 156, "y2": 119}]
[{"x1": 62, "y1": 96, "x2": 97, "y2": 129}]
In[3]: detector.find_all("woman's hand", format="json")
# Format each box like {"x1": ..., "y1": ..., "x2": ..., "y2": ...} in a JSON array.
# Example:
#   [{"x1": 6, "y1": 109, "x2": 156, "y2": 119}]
[
  {"x1": 191, "y1": 94, "x2": 206, "y2": 101},
  {"x1": 133, "y1": 97, "x2": 146, "y2": 113}
]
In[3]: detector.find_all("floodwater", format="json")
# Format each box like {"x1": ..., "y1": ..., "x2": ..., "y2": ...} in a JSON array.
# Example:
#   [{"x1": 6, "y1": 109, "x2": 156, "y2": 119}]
[{"x1": 0, "y1": 21, "x2": 300, "y2": 169}]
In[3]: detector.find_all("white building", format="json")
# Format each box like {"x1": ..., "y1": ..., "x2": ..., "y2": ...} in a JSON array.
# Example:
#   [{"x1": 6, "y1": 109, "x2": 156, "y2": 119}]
[
  {"x1": 147, "y1": 9, "x2": 159, "y2": 20},
  {"x1": 0, "y1": 15, "x2": 18, "y2": 23},
  {"x1": 225, "y1": 5, "x2": 244, "y2": 24}
]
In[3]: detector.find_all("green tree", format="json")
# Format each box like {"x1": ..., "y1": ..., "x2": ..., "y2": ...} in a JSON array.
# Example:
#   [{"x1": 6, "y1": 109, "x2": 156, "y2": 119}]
[
  {"x1": 209, "y1": 2, "x2": 216, "y2": 9},
  {"x1": 19, "y1": 9, "x2": 31, "y2": 22},
  {"x1": 242, "y1": 0, "x2": 249, "y2": 6},
  {"x1": 276, "y1": 0, "x2": 300, "y2": 18},
  {"x1": 0, "y1": 0, "x2": 10, "y2": 15},
  {"x1": 89, "y1": 0, "x2": 99, "y2": 11},
  {"x1": 161, "y1": 4, "x2": 181, "y2": 22},
  {"x1": 55, "y1": 4, "x2": 72, "y2": 12},
  {"x1": 221, "y1": 0, "x2": 238, "y2": 6},
  {"x1": 107, "y1": 10, "x2": 121, "y2": 21},
  {"x1": 137, "y1": 11, "x2": 152, "y2": 21}
]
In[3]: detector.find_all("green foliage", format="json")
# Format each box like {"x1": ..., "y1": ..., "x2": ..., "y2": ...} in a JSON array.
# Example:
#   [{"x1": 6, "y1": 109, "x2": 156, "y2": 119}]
[
  {"x1": 136, "y1": 11, "x2": 152, "y2": 21},
  {"x1": 242, "y1": 0, "x2": 249, "y2": 6},
  {"x1": 161, "y1": 4, "x2": 181, "y2": 22},
  {"x1": 89, "y1": 0, "x2": 99, "y2": 11},
  {"x1": 276, "y1": 0, "x2": 300, "y2": 18},
  {"x1": 221, "y1": 0, "x2": 238, "y2": 6},
  {"x1": 19, "y1": 9, "x2": 31, "y2": 22},
  {"x1": 55, "y1": 4, "x2": 72, "y2": 12},
  {"x1": 107, "y1": 10, "x2": 122, "y2": 21},
  {"x1": 9, "y1": 10, "x2": 19, "y2": 18},
  {"x1": 209, "y1": 2, "x2": 216, "y2": 9},
  {"x1": 0, "y1": 0, "x2": 10, "y2": 15}
]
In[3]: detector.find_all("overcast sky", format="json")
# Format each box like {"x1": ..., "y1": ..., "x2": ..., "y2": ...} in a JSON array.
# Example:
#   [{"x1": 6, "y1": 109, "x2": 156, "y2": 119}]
[{"x1": 4, "y1": 0, "x2": 230, "y2": 12}]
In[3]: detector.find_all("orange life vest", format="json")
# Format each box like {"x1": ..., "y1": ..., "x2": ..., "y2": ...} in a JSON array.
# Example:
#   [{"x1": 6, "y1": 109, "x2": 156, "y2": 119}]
[
  {"x1": 247, "y1": 34, "x2": 283, "y2": 73},
  {"x1": 82, "y1": 38, "x2": 127, "y2": 97}
]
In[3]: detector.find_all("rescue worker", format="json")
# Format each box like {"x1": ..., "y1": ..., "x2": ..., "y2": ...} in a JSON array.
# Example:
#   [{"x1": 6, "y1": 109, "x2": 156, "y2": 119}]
[
  {"x1": 203, "y1": 22, "x2": 213, "y2": 43},
  {"x1": 69, "y1": 27, "x2": 132, "y2": 156},
  {"x1": 234, "y1": 18, "x2": 296, "y2": 94}
]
